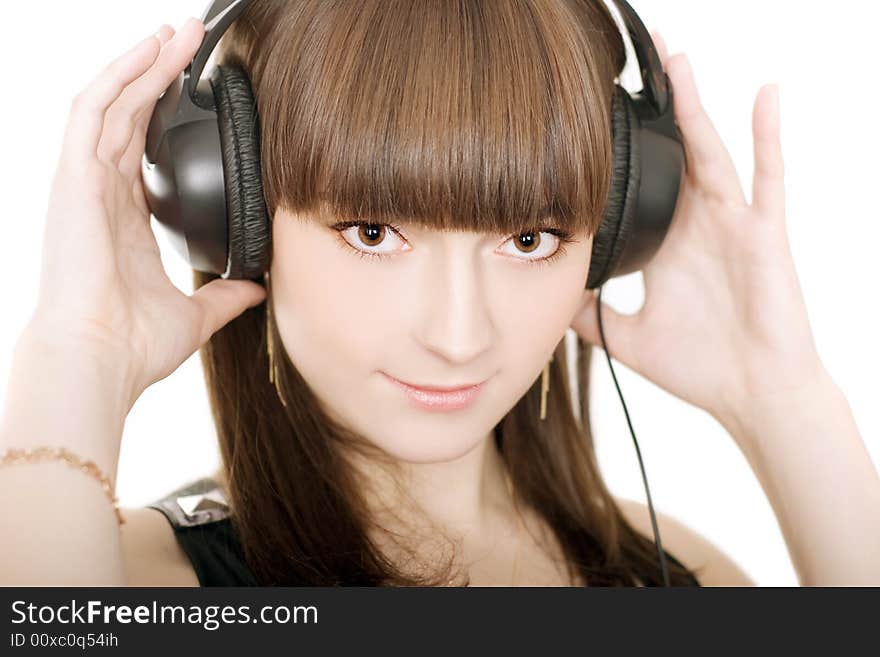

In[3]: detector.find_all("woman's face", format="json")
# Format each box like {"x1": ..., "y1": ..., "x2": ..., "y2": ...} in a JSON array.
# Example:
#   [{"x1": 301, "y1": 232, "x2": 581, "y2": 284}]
[{"x1": 270, "y1": 208, "x2": 593, "y2": 464}]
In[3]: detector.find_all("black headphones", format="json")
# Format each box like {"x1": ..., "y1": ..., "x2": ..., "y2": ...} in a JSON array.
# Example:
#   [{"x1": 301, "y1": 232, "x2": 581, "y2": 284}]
[
  {"x1": 143, "y1": 0, "x2": 684, "y2": 586},
  {"x1": 142, "y1": 0, "x2": 684, "y2": 289}
]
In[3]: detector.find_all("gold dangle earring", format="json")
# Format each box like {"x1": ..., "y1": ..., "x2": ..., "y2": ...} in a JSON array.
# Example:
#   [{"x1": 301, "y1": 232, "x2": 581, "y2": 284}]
[
  {"x1": 540, "y1": 353, "x2": 553, "y2": 421},
  {"x1": 265, "y1": 272, "x2": 289, "y2": 408}
]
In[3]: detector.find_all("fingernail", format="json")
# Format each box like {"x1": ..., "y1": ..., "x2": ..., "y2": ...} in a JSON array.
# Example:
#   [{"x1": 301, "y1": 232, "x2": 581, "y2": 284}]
[
  {"x1": 178, "y1": 16, "x2": 199, "y2": 31},
  {"x1": 155, "y1": 24, "x2": 172, "y2": 45}
]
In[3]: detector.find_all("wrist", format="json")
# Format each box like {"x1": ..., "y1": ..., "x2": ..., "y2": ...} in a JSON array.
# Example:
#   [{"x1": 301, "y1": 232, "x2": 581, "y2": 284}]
[
  {"x1": 14, "y1": 319, "x2": 140, "y2": 419},
  {"x1": 713, "y1": 366, "x2": 843, "y2": 449},
  {"x1": 0, "y1": 328, "x2": 134, "y2": 485}
]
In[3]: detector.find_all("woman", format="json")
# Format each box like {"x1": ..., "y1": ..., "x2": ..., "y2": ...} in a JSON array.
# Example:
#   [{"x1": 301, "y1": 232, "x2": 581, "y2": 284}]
[{"x1": 1, "y1": 1, "x2": 876, "y2": 587}]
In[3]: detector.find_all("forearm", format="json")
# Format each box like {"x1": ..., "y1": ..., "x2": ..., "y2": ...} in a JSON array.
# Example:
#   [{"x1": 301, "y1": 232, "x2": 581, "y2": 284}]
[
  {"x1": 0, "y1": 325, "x2": 133, "y2": 585},
  {"x1": 722, "y1": 372, "x2": 880, "y2": 586}
]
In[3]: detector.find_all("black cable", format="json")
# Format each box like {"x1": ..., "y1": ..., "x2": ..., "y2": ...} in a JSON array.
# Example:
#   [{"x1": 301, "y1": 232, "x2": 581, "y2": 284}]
[{"x1": 595, "y1": 285, "x2": 671, "y2": 587}]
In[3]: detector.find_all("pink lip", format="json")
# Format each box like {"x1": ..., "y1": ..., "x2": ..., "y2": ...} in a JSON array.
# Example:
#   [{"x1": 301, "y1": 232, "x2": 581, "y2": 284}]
[{"x1": 381, "y1": 372, "x2": 486, "y2": 411}]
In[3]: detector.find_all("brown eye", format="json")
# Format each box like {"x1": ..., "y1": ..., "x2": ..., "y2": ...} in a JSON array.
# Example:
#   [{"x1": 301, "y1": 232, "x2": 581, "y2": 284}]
[
  {"x1": 514, "y1": 231, "x2": 541, "y2": 254},
  {"x1": 497, "y1": 229, "x2": 569, "y2": 264},
  {"x1": 358, "y1": 224, "x2": 385, "y2": 247},
  {"x1": 334, "y1": 221, "x2": 410, "y2": 259}
]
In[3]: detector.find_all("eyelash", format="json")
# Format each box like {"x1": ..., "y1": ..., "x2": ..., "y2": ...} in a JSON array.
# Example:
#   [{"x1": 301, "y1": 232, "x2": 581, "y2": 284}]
[{"x1": 330, "y1": 221, "x2": 576, "y2": 268}]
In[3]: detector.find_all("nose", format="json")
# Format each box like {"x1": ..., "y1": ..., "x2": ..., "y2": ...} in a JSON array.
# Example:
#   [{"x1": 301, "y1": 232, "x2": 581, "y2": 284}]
[{"x1": 415, "y1": 237, "x2": 496, "y2": 366}]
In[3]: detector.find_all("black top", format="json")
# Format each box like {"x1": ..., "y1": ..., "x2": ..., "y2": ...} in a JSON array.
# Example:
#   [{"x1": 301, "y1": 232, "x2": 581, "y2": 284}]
[
  {"x1": 147, "y1": 477, "x2": 700, "y2": 587},
  {"x1": 147, "y1": 477, "x2": 258, "y2": 586}
]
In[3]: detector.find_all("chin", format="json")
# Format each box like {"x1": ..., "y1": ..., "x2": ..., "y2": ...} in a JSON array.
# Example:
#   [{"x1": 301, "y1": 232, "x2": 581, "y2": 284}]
[{"x1": 365, "y1": 427, "x2": 487, "y2": 465}]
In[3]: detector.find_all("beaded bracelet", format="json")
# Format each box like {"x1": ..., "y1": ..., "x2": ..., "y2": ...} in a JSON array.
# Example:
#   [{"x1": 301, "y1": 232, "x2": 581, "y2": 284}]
[{"x1": 0, "y1": 446, "x2": 125, "y2": 525}]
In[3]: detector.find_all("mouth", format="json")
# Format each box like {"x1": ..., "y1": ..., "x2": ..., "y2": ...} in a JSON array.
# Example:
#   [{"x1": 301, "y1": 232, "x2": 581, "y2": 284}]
[{"x1": 380, "y1": 372, "x2": 488, "y2": 411}]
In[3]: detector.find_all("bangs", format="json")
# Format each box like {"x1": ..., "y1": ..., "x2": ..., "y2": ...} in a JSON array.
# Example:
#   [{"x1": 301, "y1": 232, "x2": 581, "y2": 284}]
[{"x1": 220, "y1": 0, "x2": 625, "y2": 237}]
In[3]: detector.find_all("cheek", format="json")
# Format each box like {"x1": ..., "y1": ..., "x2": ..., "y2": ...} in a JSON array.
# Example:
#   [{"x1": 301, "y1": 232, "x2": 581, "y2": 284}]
[
  {"x1": 271, "y1": 221, "x2": 404, "y2": 380},
  {"x1": 496, "y1": 242, "x2": 590, "y2": 387},
  {"x1": 492, "y1": 241, "x2": 592, "y2": 342}
]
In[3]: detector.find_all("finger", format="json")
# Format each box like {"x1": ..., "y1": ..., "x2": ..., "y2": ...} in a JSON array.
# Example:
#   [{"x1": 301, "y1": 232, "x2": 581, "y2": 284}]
[
  {"x1": 104, "y1": 23, "x2": 175, "y2": 168},
  {"x1": 665, "y1": 53, "x2": 747, "y2": 207},
  {"x1": 118, "y1": 25, "x2": 176, "y2": 178},
  {"x1": 191, "y1": 279, "x2": 268, "y2": 347},
  {"x1": 569, "y1": 289, "x2": 641, "y2": 372},
  {"x1": 751, "y1": 84, "x2": 786, "y2": 220},
  {"x1": 649, "y1": 29, "x2": 670, "y2": 69},
  {"x1": 156, "y1": 24, "x2": 176, "y2": 44},
  {"x1": 99, "y1": 19, "x2": 204, "y2": 166},
  {"x1": 61, "y1": 32, "x2": 162, "y2": 168}
]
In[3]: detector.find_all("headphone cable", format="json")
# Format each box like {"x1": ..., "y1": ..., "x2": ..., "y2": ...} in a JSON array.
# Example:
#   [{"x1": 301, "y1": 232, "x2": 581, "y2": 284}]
[{"x1": 596, "y1": 285, "x2": 671, "y2": 587}]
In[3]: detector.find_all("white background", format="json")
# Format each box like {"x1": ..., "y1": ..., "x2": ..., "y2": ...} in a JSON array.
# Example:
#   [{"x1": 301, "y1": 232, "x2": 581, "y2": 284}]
[{"x1": 0, "y1": 1, "x2": 877, "y2": 587}]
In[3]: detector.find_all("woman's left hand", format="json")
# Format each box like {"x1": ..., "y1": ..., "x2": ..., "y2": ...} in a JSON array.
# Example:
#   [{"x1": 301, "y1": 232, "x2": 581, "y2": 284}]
[{"x1": 570, "y1": 31, "x2": 829, "y2": 434}]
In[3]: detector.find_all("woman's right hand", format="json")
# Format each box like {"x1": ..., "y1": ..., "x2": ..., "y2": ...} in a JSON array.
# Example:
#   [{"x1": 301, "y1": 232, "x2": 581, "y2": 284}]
[{"x1": 28, "y1": 18, "x2": 266, "y2": 413}]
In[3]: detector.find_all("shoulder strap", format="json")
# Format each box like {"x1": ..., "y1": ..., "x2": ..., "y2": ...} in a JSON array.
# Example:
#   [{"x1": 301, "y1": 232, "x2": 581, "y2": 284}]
[
  {"x1": 146, "y1": 476, "x2": 231, "y2": 528},
  {"x1": 147, "y1": 477, "x2": 258, "y2": 586}
]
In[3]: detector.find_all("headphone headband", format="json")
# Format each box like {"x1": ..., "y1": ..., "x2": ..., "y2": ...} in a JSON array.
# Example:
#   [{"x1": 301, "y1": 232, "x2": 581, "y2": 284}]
[
  {"x1": 188, "y1": 0, "x2": 668, "y2": 102},
  {"x1": 189, "y1": 0, "x2": 251, "y2": 107},
  {"x1": 144, "y1": 0, "x2": 250, "y2": 163},
  {"x1": 149, "y1": 0, "x2": 670, "y2": 158},
  {"x1": 612, "y1": 0, "x2": 669, "y2": 116}
]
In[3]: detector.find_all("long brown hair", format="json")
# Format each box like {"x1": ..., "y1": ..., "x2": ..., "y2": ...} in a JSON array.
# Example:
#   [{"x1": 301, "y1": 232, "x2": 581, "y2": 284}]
[{"x1": 194, "y1": 0, "x2": 701, "y2": 586}]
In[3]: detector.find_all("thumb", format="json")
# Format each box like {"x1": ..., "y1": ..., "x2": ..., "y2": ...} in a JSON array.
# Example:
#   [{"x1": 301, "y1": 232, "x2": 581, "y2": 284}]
[
  {"x1": 570, "y1": 288, "x2": 641, "y2": 370},
  {"x1": 191, "y1": 278, "x2": 268, "y2": 346}
]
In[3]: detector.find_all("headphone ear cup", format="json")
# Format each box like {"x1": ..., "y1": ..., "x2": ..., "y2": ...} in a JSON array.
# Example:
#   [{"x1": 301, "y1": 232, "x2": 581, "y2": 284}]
[
  {"x1": 587, "y1": 84, "x2": 642, "y2": 290},
  {"x1": 210, "y1": 64, "x2": 271, "y2": 280}
]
